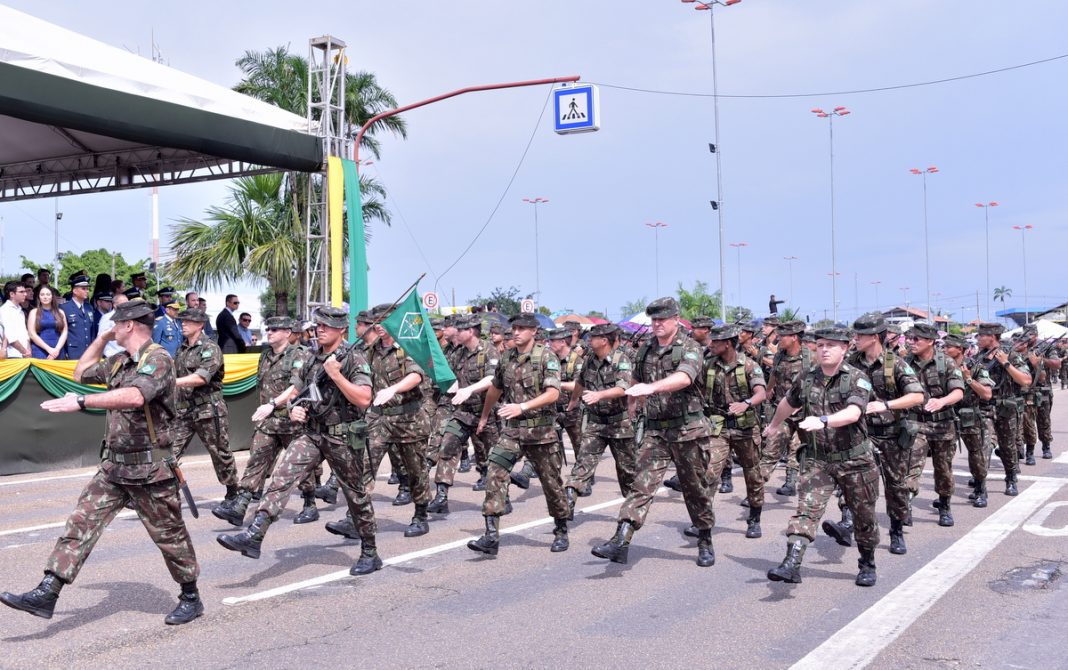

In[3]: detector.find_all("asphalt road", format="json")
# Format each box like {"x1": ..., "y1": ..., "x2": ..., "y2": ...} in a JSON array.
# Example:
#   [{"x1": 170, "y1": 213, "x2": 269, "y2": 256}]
[{"x1": 2, "y1": 392, "x2": 1068, "y2": 670}]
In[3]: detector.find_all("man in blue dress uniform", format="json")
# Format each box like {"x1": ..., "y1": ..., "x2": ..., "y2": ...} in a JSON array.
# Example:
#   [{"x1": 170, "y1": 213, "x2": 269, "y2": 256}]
[
  {"x1": 61, "y1": 274, "x2": 95, "y2": 360},
  {"x1": 153, "y1": 301, "x2": 183, "y2": 357}
]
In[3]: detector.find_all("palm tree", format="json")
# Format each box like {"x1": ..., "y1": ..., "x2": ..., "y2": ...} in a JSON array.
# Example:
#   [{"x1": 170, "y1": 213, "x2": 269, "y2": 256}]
[{"x1": 993, "y1": 286, "x2": 1013, "y2": 305}]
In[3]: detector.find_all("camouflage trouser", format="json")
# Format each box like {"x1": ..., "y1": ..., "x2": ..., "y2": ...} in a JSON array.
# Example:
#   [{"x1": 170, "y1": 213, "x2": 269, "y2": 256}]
[
  {"x1": 482, "y1": 431, "x2": 567, "y2": 519},
  {"x1": 471, "y1": 420, "x2": 496, "y2": 471},
  {"x1": 172, "y1": 406, "x2": 238, "y2": 488},
  {"x1": 46, "y1": 469, "x2": 199, "y2": 585},
  {"x1": 1022, "y1": 402, "x2": 1038, "y2": 449},
  {"x1": 909, "y1": 425, "x2": 957, "y2": 499},
  {"x1": 725, "y1": 426, "x2": 764, "y2": 508},
  {"x1": 618, "y1": 432, "x2": 715, "y2": 531},
  {"x1": 787, "y1": 449, "x2": 880, "y2": 549},
  {"x1": 367, "y1": 422, "x2": 407, "y2": 492},
  {"x1": 255, "y1": 427, "x2": 375, "y2": 538},
  {"x1": 993, "y1": 402, "x2": 1020, "y2": 478},
  {"x1": 960, "y1": 416, "x2": 995, "y2": 483},
  {"x1": 559, "y1": 410, "x2": 583, "y2": 456},
  {"x1": 239, "y1": 430, "x2": 316, "y2": 496},
  {"x1": 1013, "y1": 403, "x2": 1026, "y2": 457},
  {"x1": 435, "y1": 417, "x2": 500, "y2": 486},
  {"x1": 871, "y1": 434, "x2": 911, "y2": 522},
  {"x1": 371, "y1": 431, "x2": 431, "y2": 505},
  {"x1": 759, "y1": 418, "x2": 801, "y2": 480},
  {"x1": 425, "y1": 403, "x2": 454, "y2": 465},
  {"x1": 1036, "y1": 393, "x2": 1053, "y2": 445},
  {"x1": 566, "y1": 431, "x2": 637, "y2": 497}
]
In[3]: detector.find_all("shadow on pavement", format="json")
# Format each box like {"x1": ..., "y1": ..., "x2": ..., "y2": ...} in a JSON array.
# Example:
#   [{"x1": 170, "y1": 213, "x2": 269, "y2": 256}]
[{"x1": 2, "y1": 580, "x2": 173, "y2": 641}]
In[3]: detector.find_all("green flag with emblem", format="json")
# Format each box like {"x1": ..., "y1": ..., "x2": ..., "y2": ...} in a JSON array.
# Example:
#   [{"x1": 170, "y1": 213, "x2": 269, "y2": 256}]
[{"x1": 381, "y1": 285, "x2": 456, "y2": 392}]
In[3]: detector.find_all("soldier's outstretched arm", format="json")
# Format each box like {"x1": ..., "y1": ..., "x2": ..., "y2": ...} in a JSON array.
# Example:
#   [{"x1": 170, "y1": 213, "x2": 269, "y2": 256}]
[
  {"x1": 72, "y1": 331, "x2": 112, "y2": 383},
  {"x1": 764, "y1": 396, "x2": 800, "y2": 436},
  {"x1": 626, "y1": 370, "x2": 691, "y2": 397}
]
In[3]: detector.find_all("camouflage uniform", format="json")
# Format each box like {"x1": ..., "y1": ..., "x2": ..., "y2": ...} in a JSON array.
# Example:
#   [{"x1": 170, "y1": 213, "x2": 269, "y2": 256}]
[
  {"x1": 435, "y1": 337, "x2": 500, "y2": 486},
  {"x1": 426, "y1": 337, "x2": 460, "y2": 467},
  {"x1": 556, "y1": 345, "x2": 585, "y2": 454},
  {"x1": 954, "y1": 349, "x2": 996, "y2": 499},
  {"x1": 171, "y1": 334, "x2": 238, "y2": 490},
  {"x1": 1027, "y1": 340, "x2": 1056, "y2": 459},
  {"x1": 905, "y1": 346, "x2": 966, "y2": 501},
  {"x1": 760, "y1": 338, "x2": 812, "y2": 484},
  {"x1": 566, "y1": 344, "x2": 637, "y2": 497},
  {"x1": 977, "y1": 340, "x2": 1027, "y2": 492},
  {"x1": 48, "y1": 339, "x2": 199, "y2": 586},
  {"x1": 705, "y1": 349, "x2": 766, "y2": 508}
]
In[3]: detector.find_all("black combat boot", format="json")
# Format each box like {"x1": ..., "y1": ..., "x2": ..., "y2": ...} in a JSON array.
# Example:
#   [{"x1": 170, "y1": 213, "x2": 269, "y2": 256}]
[
  {"x1": 938, "y1": 496, "x2": 954, "y2": 527},
  {"x1": 293, "y1": 492, "x2": 320, "y2": 524},
  {"x1": 467, "y1": 516, "x2": 500, "y2": 555},
  {"x1": 776, "y1": 468, "x2": 798, "y2": 496},
  {"x1": 719, "y1": 468, "x2": 734, "y2": 494},
  {"x1": 696, "y1": 529, "x2": 715, "y2": 567},
  {"x1": 350, "y1": 536, "x2": 383, "y2": 575},
  {"x1": 973, "y1": 480, "x2": 988, "y2": 508},
  {"x1": 217, "y1": 512, "x2": 272, "y2": 559},
  {"x1": 405, "y1": 504, "x2": 430, "y2": 537},
  {"x1": 426, "y1": 483, "x2": 450, "y2": 514},
  {"x1": 1025, "y1": 445, "x2": 1036, "y2": 466},
  {"x1": 165, "y1": 581, "x2": 204, "y2": 625},
  {"x1": 1005, "y1": 473, "x2": 1019, "y2": 496},
  {"x1": 524, "y1": 460, "x2": 539, "y2": 479},
  {"x1": 967, "y1": 476, "x2": 976, "y2": 488},
  {"x1": 550, "y1": 518, "x2": 570, "y2": 552},
  {"x1": 458, "y1": 449, "x2": 472, "y2": 473},
  {"x1": 888, "y1": 518, "x2": 907, "y2": 555},
  {"x1": 0, "y1": 572, "x2": 64, "y2": 619},
  {"x1": 325, "y1": 512, "x2": 360, "y2": 540},
  {"x1": 393, "y1": 475, "x2": 412, "y2": 506},
  {"x1": 821, "y1": 507, "x2": 854, "y2": 547},
  {"x1": 683, "y1": 525, "x2": 699, "y2": 538},
  {"x1": 1042, "y1": 443, "x2": 1053, "y2": 460},
  {"x1": 767, "y1": 538, "x2": 807, "y2": 583},
  {"x1": 592, "y1": 521, "x2": 635, "y2": 564},
  {"x1": 855, "y1": 547, "x2": 877, "y2": 587},
  {"x1": 565, "y1": 487, "x2": 577, "y2": 521},
  {"x1": 580, "y1": 482, "x2": 593, "y2": 497},
  {"x1": 510, "y1": 461, "x2": 532, "y2": 490},
  {"x1": 473, "y1": 466, "x2": 487, "y2": 492},
  {"x1": 314, "y1": 472, "x2": 339, "y2": 505},
  {"x1": 212, "y1": 489, "x2": 252, "y2": 527},
  {"x1": 224, "y1": 485, "x2": 239, "y2": 503},
  {"x1": 663, "y1": 474, "x2": 682, "y2": 492},
  {"x1": 745, "y1": 506, "x2": 763, "y2": 539},
  {"x1": 503, "y1": 492, "x2": 513, "y2": 516},
  {"x1": 388, "y1": 469, "x2": 400, "y2": 485}
]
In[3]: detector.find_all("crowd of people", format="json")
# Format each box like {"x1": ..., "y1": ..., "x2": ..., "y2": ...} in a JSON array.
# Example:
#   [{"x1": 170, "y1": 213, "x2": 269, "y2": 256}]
[{"x1": 0, "y1": 293, "x2": 1064, "y2": 627}]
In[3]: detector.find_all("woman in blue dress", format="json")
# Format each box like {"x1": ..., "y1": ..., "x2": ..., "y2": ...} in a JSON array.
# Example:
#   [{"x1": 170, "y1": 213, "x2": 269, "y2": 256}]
[{"x1": 29, "y1": 285, "x2": 68, "y2": 359}]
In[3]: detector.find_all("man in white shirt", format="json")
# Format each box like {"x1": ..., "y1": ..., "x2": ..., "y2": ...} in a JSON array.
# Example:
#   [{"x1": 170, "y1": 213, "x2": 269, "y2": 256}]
[
  {"x1": 1, "y1": 281, "x2": 31, "y2": 358},
  {"x1": 97, "y1": 290, "x2": 131, "y2": 357}
]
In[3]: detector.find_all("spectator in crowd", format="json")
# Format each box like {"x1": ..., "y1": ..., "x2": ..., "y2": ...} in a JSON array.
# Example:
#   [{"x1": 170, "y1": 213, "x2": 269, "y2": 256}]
[
  {"x1": 91, "y1": 291, "x2": 113, "y2": 340},
  {"x1": 238, "y1": 312, "x2": 254, "y2": 346},
  {"x1": 28, "y1": 285, "x2": 68, "y2": 359},
  {"x1": 130, "y1": 271, "x2": 149, "y2": 294},
  {"x1": 154, "y1": 286, "x2": 177, "y2": 318},
  {"x1": 152, "y1": 300, "x2": 183, "y2": 357},
  {"x1": 20, "y1": 274, "x2": 36, "y2": 313},
  {"x1": 36, "y1": 267, "x2": 51, "y2": 290},
  {"x1": 1, "y1": 281, "x2": 31, "y2": 358},
  {"x1": 111, "y1": 278, "x2": 125, "y2": 296},
  {"x1": 216, "y1": 294, "x2": 246, "y2": 354},
  {"x1": 769, "y1": 294, "x2": 785, "y2": 315},
  {"x1": 98, "y1": 290, "x2": 128, "y2": 357},
  {"x1": 198, "y1": 297, "x2": 217, "y2": 341},
  {"x1": 61, "y1": 274, "x2": 94, "y2": 360}
]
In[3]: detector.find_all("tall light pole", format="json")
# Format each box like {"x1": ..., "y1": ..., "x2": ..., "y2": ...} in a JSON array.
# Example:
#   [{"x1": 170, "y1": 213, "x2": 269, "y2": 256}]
[
  {"x1": 54, "y1": 199, "x2": 62, "y2": 266},
  {"x1": 784, "y1": 255, "x2": 798, "y2": 305},
  {"x1": 975, "y1": 201, "x2": 998, "y2": 320},
  {"x1": 910, "y1": 166, "x2": 939, "y2": 321},
  {"x1": 827, "y1": 271, "x2": 841, "y2": 323},
  {"x1": 684, "y1": 0, "x2": 741, "y2": 323},
  {"x1": 900, "y1": 286, "x2": 910, "y2": 310},
  {"x1": 870, "y1": 280, "x2": 882, "y2": 311},
  {"x1": 729, "y1": 241, "x2": 748, "y2": 312},
  {"x1": 522, "y1": 197, "x2": 548, "y2": 302},
  {"x1": 646, "y1": 222, "x2": 669, "y2": 296},
  {"x1": 812, "y1": 106, "x2": 850, "y2": 322},
  {"x1": 1013, "y1": 224, "x2": 1034, "y2": 324}
]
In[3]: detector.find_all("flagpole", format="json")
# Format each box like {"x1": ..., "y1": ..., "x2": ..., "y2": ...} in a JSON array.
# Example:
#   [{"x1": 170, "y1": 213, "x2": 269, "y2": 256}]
[{"x1": 366, "y1": 273, "x2": 428, "y2": 331}]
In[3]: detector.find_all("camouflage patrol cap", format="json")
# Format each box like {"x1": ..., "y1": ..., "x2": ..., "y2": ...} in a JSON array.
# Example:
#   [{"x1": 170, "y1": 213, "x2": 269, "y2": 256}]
[
  {"x1": 112, "y1": 298, "x2": 155, "y2": 322},
  {"x1": 509, "y1": 313, "x2": 540, "y2": 329},
  {"x1": 370, "y1": 303, "x2": 394, "y2": 321},
  {"x1": 738, "y1": 320, "x2": 759, "y2": 333},
  {"x1": 814, "y1": 326, "x2": 852, "y2": 343},
  {"x1": 853, "y1": 311, "x2": 888, "y2": 335},
  {"x1": 264, "y1": 316, "x2": 292, "y2": 330},
  {"x1": 906, "y1": 322, "x2": 939, "y2": 341},
  {"x1": 588, "y1": 323, "x2": 620, "y2": 337},
  {"x1": 942, "y1": 334, "x2": 966, "y2": 349},
  {"x1": 488, "y1": 322, "x2": 503, "y2": 334},
  {"x1": 802, "y1": 330, "x2": 816, "y2": 343},
  {"x1": 777, "y1": 320, "x2": 806, "y2": 336},
  {"x1": 176, "y1": 308, "x2": 209, "y2": 323},
  {"x1": 546, "y1": 328, "x2": 571, "y2": 341},
  {"x1": 708, "y1": 324, "x2": 738, "y2": 341},
  {"x1": 691, "y1": 316, "x2": 715, "y2": 329},
  {"x1": 355, "y1": 310, "x2": 374, "y2": 325},
  {"x1": 763, "y1": 316, "x2": 780, "y2": 326},
  {"x1": 442, "y1": 314, "x2": 460, "y2": 328},
  {"x1": 977, "y1": 322, "x2": 1004, "y2": 336},
  {"x1": 314, "y1": 306, "x2": 349, "y2": 329},
  {"x1": 1023, "y1": 323, "x2": 1038, "y2": 336},
  {"x1": 503, "y1": 328, "x2": 514, "y2": 339},
  {"x1": 645, "y1": 297, "x2": 679, "y2": 319},
  {"x1": 563, "y1": 320, "x2": 583, "y2": 332},
  {"x1": 430, "y1": 317, "x2": 444, "y2": 331},
  {"x1": 457, "y1": 315, "x2": 482, "y2": 330},
  {"x1": 288, "y1": 318, "x2": 303, "y2": 331}
]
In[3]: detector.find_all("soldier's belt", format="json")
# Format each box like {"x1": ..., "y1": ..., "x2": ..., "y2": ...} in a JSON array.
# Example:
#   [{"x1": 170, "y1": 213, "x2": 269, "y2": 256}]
[
  {"x1": 108, "y1": 447, "x2": 172, "y2": 465},
  {"x1": 176, "y1": 392, "x2": 222, "y2": 411},
  {"x1": 324, "y1": 423, "x2": 350, "y2": 437},
  {"x1": 909, "y1": 409, "x2": 956, "y2": 423},
  {"x1": 505, "y1": 416, "x2": 556, "y2": 429},
  {"x1": 811, "y1": 442, "x2": 869, "y2": 464},
  {"x1": 380, "y1": 399, "x2": 422, "y2": 416},
  {"x1": 646, "y1": 412, "x2": 703, "y2": 431},
  {"x1": 587, "y1": 411, "x2": 628, "y2": 425},
  {"x1": 868, "y1": 424, "x2": 900, "y2": 439}
]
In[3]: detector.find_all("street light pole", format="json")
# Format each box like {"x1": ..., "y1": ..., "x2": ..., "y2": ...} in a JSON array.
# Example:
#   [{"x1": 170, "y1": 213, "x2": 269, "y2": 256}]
[
  {"x1": 910, "y1": 166, "x2": 939, "y2": 321},
  {"x1": 646, "y1": 222, "x2": 669, "y2": 296},
  {"x1": 730, "y1": 241, "x2": 748, "y2": 312},
  {"x1": 784, "y1": 255, "x2": 798, "y2": 305},
  {"x1": 1013, "y1": 224, "x2": 1034, "y2": 324},
  {"x1": 522, "y1": 197, "x2": 549, "y2": 302},
  {"x1": 870, "y1": 280, "x2": 881, "y2": 311},
  {"x1": 812, "y1": 106, "x2": 850, "y2": 323},
  {"x1": 900, "y1": 286, "x2": 910, "y2": 311},
  {"x1": 975, "y1": 201, "x2": 998, "y2": 320}
]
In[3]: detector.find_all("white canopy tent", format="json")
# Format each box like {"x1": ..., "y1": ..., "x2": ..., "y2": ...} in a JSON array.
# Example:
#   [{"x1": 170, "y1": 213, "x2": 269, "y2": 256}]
[{"x1": 1002, "y1": 319, "x2": 1068, "y2": 341}]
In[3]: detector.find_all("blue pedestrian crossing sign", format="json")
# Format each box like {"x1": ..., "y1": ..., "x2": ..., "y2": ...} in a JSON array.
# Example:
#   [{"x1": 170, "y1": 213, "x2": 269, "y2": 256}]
[{"x1": 553, "y1": 84, "x2": 600, "y2": 135}]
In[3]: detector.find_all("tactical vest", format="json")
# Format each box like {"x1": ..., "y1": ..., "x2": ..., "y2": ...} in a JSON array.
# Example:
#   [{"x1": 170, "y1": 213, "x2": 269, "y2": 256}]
[
  {"x1": 501, "y1": 343, "x2": 551, "y2": 406},
  {"x1": 706, "y1": 353, "x2": 759, "y2": 428},
  {"x1": 800, "y1": 365, "x2": 866, "y2": 451}
]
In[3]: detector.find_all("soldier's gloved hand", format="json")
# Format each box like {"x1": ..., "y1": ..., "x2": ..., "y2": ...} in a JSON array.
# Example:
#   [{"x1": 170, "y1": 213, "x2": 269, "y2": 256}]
[
  {"x1": 290, "y1": 405, "x2": 308, "y2": 423},
  {"x1": 252, "y1": 403, "x2": 275, "y2": 422},
  {"x1": 798, "y1": 416, "x2": 825, "y2": 432},
  {"x1": 374, "y1": 387, "x2": 397, "y2": 406},
  {"x1": 451, "y1": 387, "x2": 472, "y2": 405}
]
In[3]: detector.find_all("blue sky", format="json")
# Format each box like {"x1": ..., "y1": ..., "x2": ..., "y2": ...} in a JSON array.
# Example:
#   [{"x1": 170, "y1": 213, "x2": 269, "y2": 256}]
[{"x1": 2, "y1": 0, "x2": 1066, "y2": 324}]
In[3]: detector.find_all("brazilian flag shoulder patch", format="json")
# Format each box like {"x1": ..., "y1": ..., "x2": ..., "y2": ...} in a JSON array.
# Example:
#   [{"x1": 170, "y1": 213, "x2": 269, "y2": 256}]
[
  {"x1": 546, "y1": 359, "x2": 560, "y2": 371},
  {"x1": 139, "y1": 364, "x2": 157, "y2": 375},
  {"x1": 857, "y1": 377, "x2": 872, "y2": 391},
  {"x1": 293, "y1": 359, "x2": 304, "y2": 369},
  {"x1": 201, "y1": 349, "x2": 213, "y2": 359}
]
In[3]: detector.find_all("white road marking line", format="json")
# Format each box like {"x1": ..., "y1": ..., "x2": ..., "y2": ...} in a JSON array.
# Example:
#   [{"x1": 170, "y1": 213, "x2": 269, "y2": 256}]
[
  {"x1": 0, "y1": 497, "x2": 226, "y2": 539},
  {"x1": 1054, "y1": 450, "x2": 1068, "y2": 465},
  {"x1": 222, "y1": 492, "x2": 635, "y2": 606},
  {"x1": 789, "y1": 478, "x2": 1064, "y2": 670},
  {"x1": 1022, "y1": 501, "x2": 1068, "y2": 537},
  {"x1": 0, "y1": 453, "x2": 250, "y2": 487}
]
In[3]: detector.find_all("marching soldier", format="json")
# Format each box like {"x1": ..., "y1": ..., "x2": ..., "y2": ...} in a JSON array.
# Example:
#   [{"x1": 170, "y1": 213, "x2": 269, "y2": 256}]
[
  {"x1": 759, "y1": 320, "x2": 812, "y2": 498},
  {"x1": 975, "y1": 323, "x2": 1031, "y2": 496},
  {"x1": 1, "y1": 299, "x2": 203, "y2": 625},
  {"x1": 591, "y1": 298, "x2": 716, "y2": 567},
  {"x1": 548, "y1": 328, "x2": 584, "y2": 478},
  {"x1": 764, "y1": 327, "x2": 880, "y2": 587},
  {"x1": 943, "y1": 334, "x2": 996, "y2": 508},
  {"x1": 1023, "y1": 325, "x2": 1060, "y2": 461},
  {"x1": 170, "y1": 309, "x2": 239, "y2": 501},
  {"x1": 469, "y1": 312, "x2": 570, "y2": 555}
]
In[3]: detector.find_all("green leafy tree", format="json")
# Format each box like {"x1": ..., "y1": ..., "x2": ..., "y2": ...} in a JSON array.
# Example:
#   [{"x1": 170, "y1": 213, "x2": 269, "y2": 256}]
[
  {"x1": 586, "y1": 310, "x2": 606, "y2": 320},
  {"x1": 727, "y1": 305, "x2": 754, "y2": 323},
  {"x1": 993, "y1": 286, "x2": 1013, "y2": 305},
  {"x1": 469, "y1": 286, "x2": 532, "y2": 316},
  {"x1": 779, "y1": 306, "x2": 802, "y2": 321},
  {"x1": 676, "y1": 281, "x2": 722, "y2": 321},
  {"x1": 20, "y1": 250, "x2": 178, "y2": 301},
  {"x1": 619, "y1": 298, "x2": 648, "y2": 318},
  {"x1": 811, "y1": 318, "x2": 835, "y2": 329}
]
